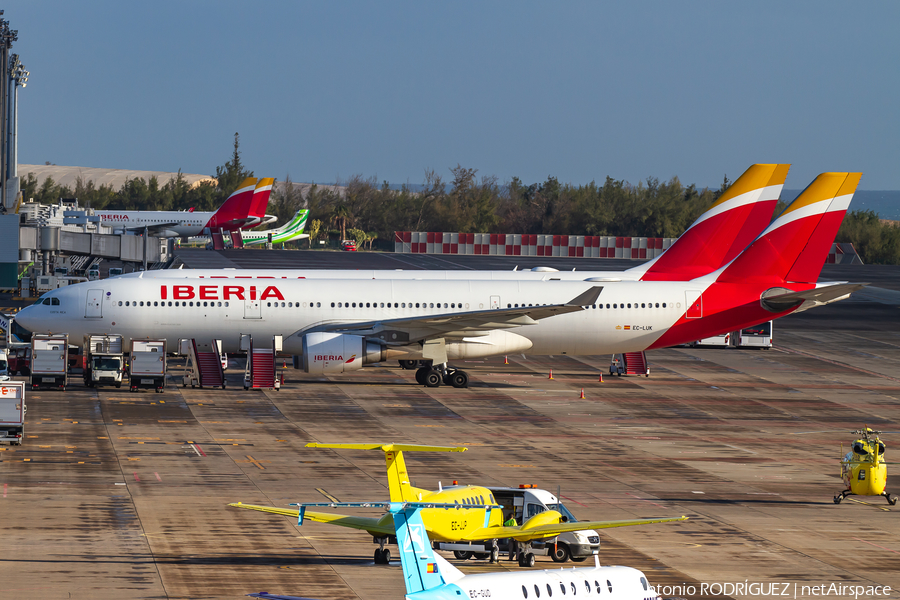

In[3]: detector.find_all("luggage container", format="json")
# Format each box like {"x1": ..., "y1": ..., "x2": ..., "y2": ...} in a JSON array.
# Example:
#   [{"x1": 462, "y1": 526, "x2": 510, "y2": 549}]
[
  {"x1": 130, "y1": 340, "x2": 167, "y2": 392},
  {"x1": 31, "y1": 334, "x2": 69, "y2": 390},
  {"x1": 0, "y1": 382, "x2": 25, "y2": 445}
]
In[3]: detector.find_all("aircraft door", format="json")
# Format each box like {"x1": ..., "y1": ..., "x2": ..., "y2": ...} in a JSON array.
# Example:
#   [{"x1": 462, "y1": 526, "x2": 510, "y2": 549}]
[
  {"x1": 490, "y1": 295, "x2": 500, "y2": 309},
  {"x1": 244, "y1": 297, "x2": 261, "y2": 319},
  {"x1": 85, "y1": 289, "x2": 103, "y2": 318},
  {"x1": 685, "y1": 290, "x2": 702, "y2": 319}
]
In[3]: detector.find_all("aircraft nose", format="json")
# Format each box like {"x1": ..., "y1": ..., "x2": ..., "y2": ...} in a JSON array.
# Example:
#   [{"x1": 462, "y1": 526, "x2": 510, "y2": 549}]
[{"x1": 15, "y1": 306, "x2": 39, "y2": 333}]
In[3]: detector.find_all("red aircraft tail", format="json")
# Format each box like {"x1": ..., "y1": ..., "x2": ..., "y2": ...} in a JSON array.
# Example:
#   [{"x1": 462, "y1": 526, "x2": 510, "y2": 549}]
[
  {"x1": 637, "y1": 164, "x2": 790, "y2": 281},
  {"x1": 204, "y1": 177, "x2": 257, "y2": 231},
  {"x1": 716, "y1": 172, "x2": 861, "y2": 285},
  {"x1": 250, "y1": 178, "x2": 275, "y2": 221}
]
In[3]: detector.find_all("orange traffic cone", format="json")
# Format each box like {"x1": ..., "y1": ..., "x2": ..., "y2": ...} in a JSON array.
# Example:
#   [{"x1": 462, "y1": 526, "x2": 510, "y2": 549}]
[
  {"x1": 598, "y1": 373, "x2": 604, "y2": 383},
  {"x1": 579, "y1": 388, "x2": 585, "y2": 399},
  {"x1": 548, "y1": 369, "x2": 554, "y2": 380},
  {"x1": 504, "y1": 355, "x2": 508, "y2": 365}
]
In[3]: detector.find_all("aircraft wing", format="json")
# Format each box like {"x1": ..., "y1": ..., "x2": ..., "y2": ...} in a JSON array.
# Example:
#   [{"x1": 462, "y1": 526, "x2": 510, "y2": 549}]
[
  {"x1": 761, "y1": 282, "x2": 867, "y2": 313},
  {"x1": 461, "y1": 515, "x2": 688, "y2": 542},
  {"x1": 298, "y1": 286, "x2": 603, "y2": 344},
  {"x1": 228, "y1": 503, "x2": 395, "y2": 536},
  {"x1": 117, "y1": 222, "x2": 182, "y2": 234}
]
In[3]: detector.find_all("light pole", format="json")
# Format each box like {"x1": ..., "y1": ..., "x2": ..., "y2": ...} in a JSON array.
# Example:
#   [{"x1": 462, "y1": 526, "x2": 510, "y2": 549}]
[
  {"x1": 0, "y1": 13, "x2": 17, "y2": 211},
  {"x1": 8, "y1": 53, "x2": 27, "y2": 204}
]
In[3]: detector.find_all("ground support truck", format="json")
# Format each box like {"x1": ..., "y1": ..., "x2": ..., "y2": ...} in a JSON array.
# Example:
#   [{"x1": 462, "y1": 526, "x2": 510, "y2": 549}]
[
  {"x1": 31, "y1": 334, "x2": 69, "y2": 390},
  {"x1": 130, "y1": 340, "x2": 167, "y2": 392},
  {"x1": 83, "y1": 334, "x2": 125, "y2": 388},
  {"x1": 0, "y1": 382, "x2": 25, "y2": 445},
  {"x1": 436, "y1": 485, "x2": 600, "y2": 563}
]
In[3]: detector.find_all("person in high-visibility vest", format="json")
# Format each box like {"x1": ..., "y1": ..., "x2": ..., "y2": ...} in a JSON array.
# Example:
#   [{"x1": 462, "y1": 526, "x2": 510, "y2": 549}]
[{"x1": 503, "y1": 513, "x2": 518, "y2": 560}]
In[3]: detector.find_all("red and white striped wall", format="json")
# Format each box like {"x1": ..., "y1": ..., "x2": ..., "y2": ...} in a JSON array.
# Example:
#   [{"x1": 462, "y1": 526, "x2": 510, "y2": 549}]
[
  {"x1": 393, "y1": 232, "x2": 674, "y2": 259},
  {"x1": 826, "y1": 243, "x2": 864, "y2": 265}
]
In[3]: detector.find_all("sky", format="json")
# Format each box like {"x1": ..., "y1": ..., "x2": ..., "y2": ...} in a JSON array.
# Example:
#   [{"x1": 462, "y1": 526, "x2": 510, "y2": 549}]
[{"x1": 5, "y1": 1, "x2": 899, "y2": 190}]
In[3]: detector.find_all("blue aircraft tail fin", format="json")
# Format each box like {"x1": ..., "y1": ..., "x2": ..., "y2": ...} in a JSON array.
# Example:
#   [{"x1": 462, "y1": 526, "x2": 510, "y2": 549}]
[
  {"x1": 290, "y1": 501, "x2": 500, "y2": 596},
  {"x1": 391, "y1": 504, "x2": 446, "y2": 594}
]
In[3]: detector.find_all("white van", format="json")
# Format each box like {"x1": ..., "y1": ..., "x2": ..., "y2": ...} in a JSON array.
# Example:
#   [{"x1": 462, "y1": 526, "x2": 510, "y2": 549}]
[{"x1": 437, "y1": 484, "x2": 600, "y2": 563}]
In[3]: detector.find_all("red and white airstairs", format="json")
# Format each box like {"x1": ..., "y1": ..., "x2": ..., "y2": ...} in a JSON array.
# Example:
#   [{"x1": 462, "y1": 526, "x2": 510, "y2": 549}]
[
  {"x1": 242, "y1": 334, "x2": 283, "y2": 391},
  {"x1": 180, "y1": 338, "x2": 226, "y2": 388}
]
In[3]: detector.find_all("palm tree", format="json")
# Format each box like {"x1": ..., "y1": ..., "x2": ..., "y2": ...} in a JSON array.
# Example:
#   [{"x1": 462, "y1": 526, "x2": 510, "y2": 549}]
[{"x1": 331, "y1": 203, "x2": 353, "y2": 240}]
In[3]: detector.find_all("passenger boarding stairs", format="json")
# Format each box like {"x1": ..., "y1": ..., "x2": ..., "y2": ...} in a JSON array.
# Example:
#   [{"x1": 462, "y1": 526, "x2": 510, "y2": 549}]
[
  {"x1": 242, "y1": 334, "x2": 282, "y2": 390},
  {"x1": 609, "y1": 351, "x2": 650, "y2": 377},
  {"x1": 230, "y1": 231, "x2": 244, "y2": 249},
  {"x1": 211, "y1": 231, "x2": 226, "y2": 250},
  {"x1": 180, "y1": 338, "x2": 226, "y2": 389}
]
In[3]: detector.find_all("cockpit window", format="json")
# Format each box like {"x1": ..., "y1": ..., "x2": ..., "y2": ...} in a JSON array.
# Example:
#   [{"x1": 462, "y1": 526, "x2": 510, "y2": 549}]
[
  {"x1": 42, "y1": 298, "x2": 51, "y2": 305},
  {"x1": 51, "y1": 298, "x2": 60, "y2": 306}
]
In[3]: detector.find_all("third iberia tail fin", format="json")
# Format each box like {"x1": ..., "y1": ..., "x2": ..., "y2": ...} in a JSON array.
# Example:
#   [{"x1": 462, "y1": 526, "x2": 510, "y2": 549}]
[
  {"x1": 717, "y1": 172, "x2": 861, "y2": 285},
  {"x1": 636, "y1": 164, "x2": 789, "y2": 281}
]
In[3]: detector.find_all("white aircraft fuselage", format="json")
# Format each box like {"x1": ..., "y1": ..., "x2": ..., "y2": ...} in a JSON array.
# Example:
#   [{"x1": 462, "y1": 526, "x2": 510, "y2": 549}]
[
  {"x1": 16, "y1": 275, "x2": 794, "y2": 362},
  {"x1": 98, "y1": 210, "x2": 218, "y2": 237}
]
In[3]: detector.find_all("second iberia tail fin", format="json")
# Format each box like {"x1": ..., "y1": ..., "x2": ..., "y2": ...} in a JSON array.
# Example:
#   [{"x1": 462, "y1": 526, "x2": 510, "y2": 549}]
[{"x1": 717, "y1": 172, "x2": 861, "y2": 285}]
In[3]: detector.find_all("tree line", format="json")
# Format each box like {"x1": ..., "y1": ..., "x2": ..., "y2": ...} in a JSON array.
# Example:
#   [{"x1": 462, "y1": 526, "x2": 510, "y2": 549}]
[{"x1": 18, "y1": 136, "x2": 900, "y2": 264}]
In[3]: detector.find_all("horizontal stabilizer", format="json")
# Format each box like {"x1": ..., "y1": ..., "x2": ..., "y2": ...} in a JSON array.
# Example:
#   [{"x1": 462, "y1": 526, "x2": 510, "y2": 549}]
[
  {"x1": 761, "y1": 282, "x2": 868, "y2": 313},
  {"x1": 306, "y1": 442, "x2": 466, "y2": 453},
  {"x1": 227, "y1": 502, "x2": 395, "y2": 536}
]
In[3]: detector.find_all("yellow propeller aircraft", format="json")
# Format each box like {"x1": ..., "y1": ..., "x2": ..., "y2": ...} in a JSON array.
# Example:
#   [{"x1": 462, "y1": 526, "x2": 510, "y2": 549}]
[
  {"x1": 229, "y1": 442, "x2": 687, "y2": 567},
  {"x1": 835, "y1": 428, "x2": 896, "y2": 505}
]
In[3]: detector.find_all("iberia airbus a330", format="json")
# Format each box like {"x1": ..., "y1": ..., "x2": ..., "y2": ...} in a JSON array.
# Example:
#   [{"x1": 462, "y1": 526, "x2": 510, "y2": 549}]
[{"x1": 15, "y1": 172, "x2": 863, "y2": 388}]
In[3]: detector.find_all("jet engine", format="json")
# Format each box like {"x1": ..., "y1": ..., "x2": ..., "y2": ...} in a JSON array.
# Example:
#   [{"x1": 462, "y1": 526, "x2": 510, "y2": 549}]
[{"x1": 301, "y1": 332, "x2": 386, "y2": 374}]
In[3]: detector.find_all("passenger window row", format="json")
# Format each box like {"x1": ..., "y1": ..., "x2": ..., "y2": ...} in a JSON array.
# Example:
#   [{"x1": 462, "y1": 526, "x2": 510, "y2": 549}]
[
  {"x1": 328, "y1": 302, "x2": 463, "y2": 309},
  {"x1": 523, "y1": 580, "x2": 614, "y2": 598},
  {"x1": 118, "y1": 301, "x2": 231, "y2": 307},
  {"x1": 508, "y1": 302, "x2": 668, "y2": 309}
]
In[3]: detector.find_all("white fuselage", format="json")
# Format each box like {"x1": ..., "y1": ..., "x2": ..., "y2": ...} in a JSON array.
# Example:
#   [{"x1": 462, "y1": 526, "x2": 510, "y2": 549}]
[
  {"x1": 16, "y1": 277, "x2": 708, "y2": 357},
  {"x1": 425, "y1": 562, "x2": 656, "y2": 600},
  {"x1": 98, "y1": 210, "x2": 215, "y2": 237}
]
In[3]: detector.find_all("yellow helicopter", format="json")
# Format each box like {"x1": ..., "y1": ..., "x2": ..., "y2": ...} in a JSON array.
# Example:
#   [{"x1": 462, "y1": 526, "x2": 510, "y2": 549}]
[{"x1": 834, "y1": 428, "x2": 896, "y2": 505}]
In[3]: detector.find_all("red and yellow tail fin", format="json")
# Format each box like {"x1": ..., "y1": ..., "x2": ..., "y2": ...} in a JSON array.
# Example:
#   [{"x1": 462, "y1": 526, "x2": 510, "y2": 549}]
[
  {"x1": 250, "y1": 178, "x2": 275, "y2": 220},
  {"x1": 717, "y1": 172, "x2": 861, "y2": 284},
  {"x1": 206, "y1": 177, "x2": 257, "y2": 230},
  {"x1": 638, "y1": 164, "x2": 789, "y2": 281}
]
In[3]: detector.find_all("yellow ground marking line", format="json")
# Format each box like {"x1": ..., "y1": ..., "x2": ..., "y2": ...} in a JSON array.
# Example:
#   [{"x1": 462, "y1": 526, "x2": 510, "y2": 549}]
[
  {"x1": 245, "y1": 455, "x2": 266, "y2": 470},
  {"x1": 846, "y1": 497, "x2": 891, "y2": 512},
  {"x1": 316, "y1": 488, "x2": 341, "y2": 503}
]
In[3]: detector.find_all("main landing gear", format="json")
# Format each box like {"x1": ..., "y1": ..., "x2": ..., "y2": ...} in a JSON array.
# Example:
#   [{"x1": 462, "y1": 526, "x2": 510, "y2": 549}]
[
  {"x1": 517, "y1": 541, "x2": 536, "y2": 568},
  {"x1": 374, "y1": 537, "x2": 391, "y2": 564},
  {"x1": 414, "y1": 363, "x2": 469, "y2": 388}
]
